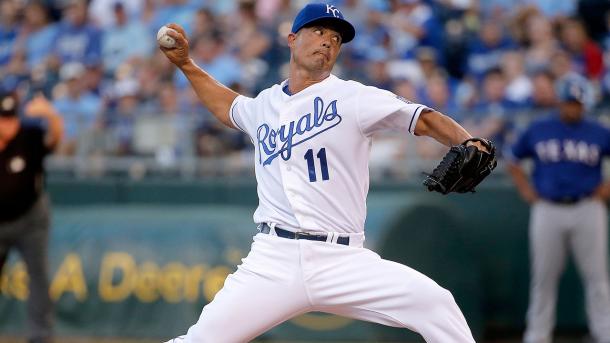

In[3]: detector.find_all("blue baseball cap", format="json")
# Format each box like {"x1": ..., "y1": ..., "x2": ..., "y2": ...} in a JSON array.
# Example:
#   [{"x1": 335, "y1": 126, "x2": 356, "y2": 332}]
[
  {"x1": 556, "y1": 74, "x2": 590, "y2": 104},
  {"x1": 291, "y1": 3, "x2": 356, "y2": 44}
]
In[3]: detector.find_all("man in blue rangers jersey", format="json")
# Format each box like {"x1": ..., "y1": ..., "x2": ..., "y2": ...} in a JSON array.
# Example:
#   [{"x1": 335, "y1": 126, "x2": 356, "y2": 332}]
[{"x1": 507, "y1": 74, "x2": 610, "y2": 343}]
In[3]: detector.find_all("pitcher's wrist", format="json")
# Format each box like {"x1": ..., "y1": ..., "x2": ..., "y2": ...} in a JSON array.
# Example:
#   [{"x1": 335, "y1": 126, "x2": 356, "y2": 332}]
[{"x1": 179, "y1": 58, "x2": 195, "y2": 70}]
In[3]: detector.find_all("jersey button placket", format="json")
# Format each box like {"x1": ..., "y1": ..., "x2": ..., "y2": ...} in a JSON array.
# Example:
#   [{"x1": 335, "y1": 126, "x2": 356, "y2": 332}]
[{"x1": 277, "y1": 100, "x2": 303, "y2": 225}]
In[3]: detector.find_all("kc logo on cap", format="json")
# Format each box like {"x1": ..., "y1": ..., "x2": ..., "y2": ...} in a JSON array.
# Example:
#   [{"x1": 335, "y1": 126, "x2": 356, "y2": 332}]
[{"x1": 326, "y1": 4, "x2": 341, "y2": 18}]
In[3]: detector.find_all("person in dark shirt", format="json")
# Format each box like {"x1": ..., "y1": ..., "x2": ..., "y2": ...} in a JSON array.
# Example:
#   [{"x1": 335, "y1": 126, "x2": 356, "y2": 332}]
[
  {"x1": 507, "y1": 74, "x2": 610, "y2": 343},
  {"x1": 0, "y1": 90, "x2": 63, "y2": 343}
]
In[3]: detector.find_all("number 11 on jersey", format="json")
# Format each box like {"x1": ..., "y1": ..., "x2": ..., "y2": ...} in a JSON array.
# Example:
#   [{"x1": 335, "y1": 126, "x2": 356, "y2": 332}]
[{"x1": 304, "y1": 148, "x2": 329, "y2": 182}]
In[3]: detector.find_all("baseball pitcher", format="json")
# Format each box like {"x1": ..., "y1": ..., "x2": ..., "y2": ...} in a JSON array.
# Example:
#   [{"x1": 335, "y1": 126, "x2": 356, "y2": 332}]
[{"x1": 160, "y1": 3, "x2": 496, "y2": 342}]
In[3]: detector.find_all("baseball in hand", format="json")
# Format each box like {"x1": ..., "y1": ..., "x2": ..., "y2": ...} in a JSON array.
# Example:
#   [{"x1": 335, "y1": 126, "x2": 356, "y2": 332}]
[{"x1": 157, "y1": 26, "x2": 177, "y2": 49}]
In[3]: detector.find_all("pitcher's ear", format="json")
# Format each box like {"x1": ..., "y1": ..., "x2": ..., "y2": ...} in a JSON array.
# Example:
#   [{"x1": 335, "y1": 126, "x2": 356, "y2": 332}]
[{"x1": 287, "y1": 32, "x2": 297, "y2": 48}]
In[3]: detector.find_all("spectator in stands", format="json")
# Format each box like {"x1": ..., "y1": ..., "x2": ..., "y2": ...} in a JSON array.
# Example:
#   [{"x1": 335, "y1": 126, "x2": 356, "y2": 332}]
[
  {"x1": 0, "y1": 0, "x2": 21, "y2": 90},
  {"x1": 478, "y1": 0, "x2": 513, "y2": 17},
  {"x1": 527, "y1": 70, "x2": 558, "y2": 112},
  {"x1": 441, "y1": 15, "x2": 471, "y2": 79},
  {"x1": 604, "y1": 11, "x2": 610, "y2": 51},
  {"x1": 365, "y1": 49, "x2": 393, "y2": 89},
  {"x1": 137, "y1": 52, "x2": 175, "y2": 108},
  {"x1": 0, "y1": 90, "x2": 63, "y2": 343},
  {"x1": 464, "y1": 67, "x2": 516, "y2": 150},
  {"x1": 348, "y1": 9, "x2": 390, "y2": 80},
  {"x1": 52, "y1": 62, "x2": 102, "y2": 155},
  {"x1": 524, "y1": 0, "x2": 577, "y2": 18},
  {"x1": 228, "y1": 0, "x2": 271, "y2": 91},
  {"x1": 102, "y1": 1, "x2": 152, "y2": 75},
  {"x1": 501, "y1": 51, "x2": 533, "y2": 105},
  {"x1": 549, "y1": 49, "x2": 576, "y2": 81},
  {"x1": 230, "y1": 0, "x2": 271, "y2": 62},
  {"x1": 195, "y1": 120, "x2": 247, "y2": 161},
  {"x1": 138, "y1": 82, "x2": 191, "y2": 159},
  {"x1": 0, "y1": 0, "x2": 19, "y2": 68},
  {"x1": 339, "y1": 0, "x2": 367, "y2": 30},
  {"x1": 2, "y1": 49, "x2": 29, "y2": 94},
  {"x1": 104, "y1": 78, "x2": 139, "y2": 155},
  {"x1": 140, "y1": 0, "x2": 157, "y2": 28},
  {"x1": 522, "y1": 14, "x2": 560, "y2": 74},
  {"x1": 21, "y1": 1, "x2": 58, "y2": 70},
  {"x1": 387, "y1": 0, "x2": 443, "y2": 59},
  {"x1": 255, "y1": 0, "x2": 292, "y2": 26},
  {"x1": 22, "y1": 64, "x2": 56, "y2": 102},
  {"x1": 175, "y1": 32, "x2": 242, "y2": 90},
  {"x1": 420, "y1": 71, "x2": 461, "y2": 118},
  {"x1": 392, "y1": 78, "x2": 418, "y2": 104},
  {"x1": 157, "y1": 82, "x2": 179, "y2": 116},
  {"x1": 149, "y1": 0, "x2": 195, "y2": 35},
  {"x1": 89, "y1": 0, "x2": 144, "y2": 29},
  {"x1": 195, "y1": 122, "x2": 226, "y2": 158},
  {"x1": 52, "y1": 0, "x2": 102, "y2": 66},
  {"x1": 415, "y1": 71, "x2": 462, "y2": 160},
  {"x1": 415, "y1": 47, "x2": 443, "y2": 83},
  {"x1": 467, "y1": 20, "x2": 515, "y2": 80},
  {"x1": 352, "y1": 9, "x2": 390, "y2": 58},
  {"x1": 190, "y1": 8, "x2": 217, "y2": 41},
  {"x1": 510, "y1": 6, "x2": 541, "y2": 49},
  {"x1": 559, "y1": 17, "x2": 605, "y2": 80},
  {"x1": 82, "y1": 63, "x2": 108, "y2": 97}
]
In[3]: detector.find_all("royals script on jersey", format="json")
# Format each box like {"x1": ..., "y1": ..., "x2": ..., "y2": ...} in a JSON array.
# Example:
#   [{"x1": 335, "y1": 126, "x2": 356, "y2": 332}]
[{"x1": 230, "y1": 74, "x2": 429, "y2": 234}]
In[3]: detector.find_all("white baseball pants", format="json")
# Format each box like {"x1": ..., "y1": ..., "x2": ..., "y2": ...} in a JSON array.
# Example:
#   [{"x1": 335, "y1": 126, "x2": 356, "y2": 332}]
[
  {"x1": 524, "y1": 200, "x2": 610, "y2": 343},
  {"x1": 166, "y1": 231, "x2": 475, "y2": 342}
]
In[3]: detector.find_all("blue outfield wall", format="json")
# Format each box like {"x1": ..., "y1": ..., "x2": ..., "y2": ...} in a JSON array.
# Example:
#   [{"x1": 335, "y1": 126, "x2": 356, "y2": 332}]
[{"x1": 0, "y1": 180, "x2": 606, "y2": 341}]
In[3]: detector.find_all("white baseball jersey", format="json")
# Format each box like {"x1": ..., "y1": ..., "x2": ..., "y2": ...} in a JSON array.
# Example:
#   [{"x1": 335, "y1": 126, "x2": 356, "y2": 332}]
[
  {"x1": 170, "y1": 75, "x2": 475, "y2": 343},
  {"x1": 229, "y1": 74, "x2": 429, "y2": 234}
]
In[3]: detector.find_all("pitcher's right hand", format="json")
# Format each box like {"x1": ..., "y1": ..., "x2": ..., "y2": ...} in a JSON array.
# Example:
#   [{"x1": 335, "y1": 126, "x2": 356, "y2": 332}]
[{"x1": 159, "y1": 23, "x2": 191, "y2": 68}]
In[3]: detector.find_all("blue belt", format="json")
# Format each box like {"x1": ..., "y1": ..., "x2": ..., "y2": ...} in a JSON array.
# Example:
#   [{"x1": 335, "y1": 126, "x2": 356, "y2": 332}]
[{"x1": 259, "y1": 223, "x2": 350, "y2": 246}]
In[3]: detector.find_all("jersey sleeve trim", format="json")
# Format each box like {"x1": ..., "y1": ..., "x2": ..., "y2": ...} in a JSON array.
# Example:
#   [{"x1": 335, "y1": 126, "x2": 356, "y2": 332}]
[
  {"x1": 229, "y1": 96, "x2": 247, "y2": 134},
  {"x1": 408, "y1": 105, "x2": 426, "y2": 135}
]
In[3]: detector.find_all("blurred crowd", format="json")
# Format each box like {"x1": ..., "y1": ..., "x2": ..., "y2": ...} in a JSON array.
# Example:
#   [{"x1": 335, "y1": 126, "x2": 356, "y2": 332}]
[{"x1": 1, "y1": 0, "x2": 610, "y2": 168}]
